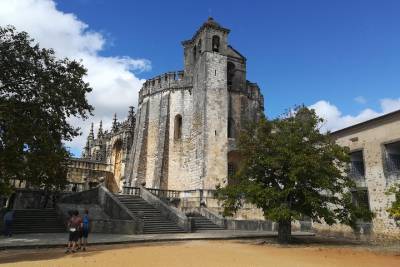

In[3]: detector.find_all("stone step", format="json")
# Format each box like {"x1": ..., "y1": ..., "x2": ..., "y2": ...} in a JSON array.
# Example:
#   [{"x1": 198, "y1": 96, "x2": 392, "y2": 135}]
[
  {"x1": 189, "y1": 214, "x2": 225, "y2": 232},
  {"x1": 11, "y1": 209, "x2": 65, "y2": 234},
  {"x1": 144, "y1": 230, "x2": 186, "y2": 234},
  {"x1": 115, "y1": 194, "x2": 185, "y2": 234},
  {"x1": 144, "y1": 223, "x2": 176, "y2": 226}
]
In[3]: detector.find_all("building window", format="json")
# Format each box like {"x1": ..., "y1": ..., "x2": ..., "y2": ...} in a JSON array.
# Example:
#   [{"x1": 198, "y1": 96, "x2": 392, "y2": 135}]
[
  {"x1": 384, "y1": 141, "x2": 400, "y2": 173},
  {"x1": 351, "y1": 189, "x2": 372, "y2": 222},
  {"x1": 212, "y1": 35, "x2": 220, "y2": 52},
  {"x1": 384, "y1": 141, "x2": 400, "y2": 184},
  {"x1": 349, "y1": 151, "x2": 366, "y2": 187},
  {"x1": 174, "y1": 114, "x2": 182, "y2": 140}
]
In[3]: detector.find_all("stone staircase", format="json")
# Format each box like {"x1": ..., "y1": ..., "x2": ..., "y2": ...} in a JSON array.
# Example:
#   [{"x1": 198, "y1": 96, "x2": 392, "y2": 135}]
[
  {"x1": 115, "y1": 194, "x2": 186, "y2": 234},
  {"x1": 12, "y1": 209, "x2": 66, "y2": 234},
  {"x1": 190, "y1": 214, "x2": 225, "y2": 231}
]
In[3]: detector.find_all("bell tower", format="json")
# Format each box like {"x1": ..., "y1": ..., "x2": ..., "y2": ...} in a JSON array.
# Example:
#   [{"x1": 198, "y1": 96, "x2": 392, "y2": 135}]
[
  {"x1": 182, "y1": 17, "x2": 230, "y2": 78},
  {"x1": 182, "y1": 18, "x2": 231, "y2": 189}
]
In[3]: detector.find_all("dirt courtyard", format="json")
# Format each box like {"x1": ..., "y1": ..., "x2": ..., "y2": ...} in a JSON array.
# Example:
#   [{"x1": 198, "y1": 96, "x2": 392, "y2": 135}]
[{"x1": 0, "y1": 240, "x2": 399, "y2": 267}]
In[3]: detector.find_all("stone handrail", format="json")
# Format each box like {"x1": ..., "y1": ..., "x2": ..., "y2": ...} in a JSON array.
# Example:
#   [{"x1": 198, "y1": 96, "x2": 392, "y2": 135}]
[
  {"x1": 59, "y1": 186, "x2": 144, "y2": 234},
  {"x1": 199, "y1": 207, "x2": 276, "y2": 231},
  {"x1": 200, "y1": 207, "x2": 227, "y2": 228},
  {"x1": 139, "y1": 185, "x2": 191, "y2": 232},
  {"x1": 98, "y1": 186, "x2": 137, "y2": 221}
]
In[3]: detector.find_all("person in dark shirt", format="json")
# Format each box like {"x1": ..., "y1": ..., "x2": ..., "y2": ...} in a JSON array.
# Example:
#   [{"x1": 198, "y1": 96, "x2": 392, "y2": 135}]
[
  {"x1": 65, "y1": 210, "x2": 82, "y2": 253},
  {"x1": 3, "y1": 209, "x2": 14, "y2": 237}
]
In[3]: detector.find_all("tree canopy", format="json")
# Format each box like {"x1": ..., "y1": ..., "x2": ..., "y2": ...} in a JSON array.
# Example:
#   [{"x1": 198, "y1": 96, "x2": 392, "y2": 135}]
[
  {"x1": 216, "y1": 106, "x2": 373, "y2": 243},
  {"x1": 0, "y1": 26, "x2": 93, "y2": 195}
]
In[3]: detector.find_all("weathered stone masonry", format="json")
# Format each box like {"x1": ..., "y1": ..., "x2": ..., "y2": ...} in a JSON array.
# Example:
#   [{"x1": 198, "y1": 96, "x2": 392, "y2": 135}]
[{"x1": 125, "y1": 18, "x2": 264, "y2": 191}]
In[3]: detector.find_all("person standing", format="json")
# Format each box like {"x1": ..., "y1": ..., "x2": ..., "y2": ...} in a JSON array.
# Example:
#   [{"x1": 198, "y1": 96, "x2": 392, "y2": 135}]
[
  {"x1": 80, "y1": 209, "x2": 90, "y2": 251},
  {"x1": 66, "y1": 210, "x2": 82, "y2": 253},
  {"x1": 3, "y1": 209, "x2": 14, "y2": 237}
]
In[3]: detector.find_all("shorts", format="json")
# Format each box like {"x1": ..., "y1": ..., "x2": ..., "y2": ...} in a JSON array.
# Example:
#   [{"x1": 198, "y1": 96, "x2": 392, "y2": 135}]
[
  {"x1": 68, "y1": 230, "x2": 79, "y2": 242},
  {"x1": 82, "y1": 228, "x2": 89, "y2": 238}
]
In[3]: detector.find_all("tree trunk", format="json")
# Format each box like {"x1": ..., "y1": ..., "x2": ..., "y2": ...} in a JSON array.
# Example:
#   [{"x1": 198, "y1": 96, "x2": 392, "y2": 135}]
[{"x1": 278, "y1": 220, "x2": 292, "y2": 244}]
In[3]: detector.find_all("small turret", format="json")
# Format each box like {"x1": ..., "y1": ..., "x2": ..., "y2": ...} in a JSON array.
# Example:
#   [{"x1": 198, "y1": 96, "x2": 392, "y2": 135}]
[
  {"x1": 88, "y1": 123, "x2": 94, "y2": 140},
  {"x1": 82, "y1": 139, "x2": 90, "y2": 158},
  {"x1": 97, "y1": 120, "x2": 103, "y2": 138},
  {"x1": 128, "y1": 106, "x2": 136, "y2": 129},
  {"x1": 112, "y1": 113, "x2": 118, "y2": 132}
]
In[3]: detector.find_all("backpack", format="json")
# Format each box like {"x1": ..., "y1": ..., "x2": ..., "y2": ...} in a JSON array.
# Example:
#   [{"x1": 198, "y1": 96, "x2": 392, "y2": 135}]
[{"x1": 83, "y1": 215, "x2": 89, "y2": 230}]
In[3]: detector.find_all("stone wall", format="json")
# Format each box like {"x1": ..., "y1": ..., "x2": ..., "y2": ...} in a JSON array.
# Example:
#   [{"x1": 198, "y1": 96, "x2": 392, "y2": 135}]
[
  {"x1": 203, "y1": 52, "x2": 229, "y2": 189},
  {"x1": 317, "y1": 113, "x2": 400, "y2": 240},
  {"x1": 67, "y1": 158, "x2": 111, "y2": 187},
  {"x1": 122, "y1": 19, "x2": 264, "y2": 193},
  {"x1": 58, "y1": 186, "x2": 140, "y2": 234}
]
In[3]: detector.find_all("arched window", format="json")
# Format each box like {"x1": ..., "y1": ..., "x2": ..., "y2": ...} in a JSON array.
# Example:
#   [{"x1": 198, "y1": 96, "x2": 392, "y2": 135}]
[
  {"x1": 212, "y1": 35, "x2": 220, "y2": 52},
  {"x1": 193, "y1": 45, "x2": 197, "y2": 60},
  {"x1": 227, "y1": 62, "x2": 235, "y2": 89},
  {"x1": 228, "y1": 117, "x2": 235, "y2": 138},
  {"x1": 198, "y1": 39, "x2": 202, "y2": 54},
  {"x1": 174, "y1": 114, "x2": 182, "y2": 140}
]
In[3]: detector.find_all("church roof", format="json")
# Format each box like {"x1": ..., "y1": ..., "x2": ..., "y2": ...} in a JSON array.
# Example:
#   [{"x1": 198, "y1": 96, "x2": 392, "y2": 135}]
[{"x1": 182, "y1": 17, "x2": 230, "y2": 45}]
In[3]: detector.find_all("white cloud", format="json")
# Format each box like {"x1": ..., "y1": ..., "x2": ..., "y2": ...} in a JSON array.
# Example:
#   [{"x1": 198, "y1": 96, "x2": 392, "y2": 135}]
[
  {"x1": 0, "y1": 0, "x2": 150, "y2": 156},
  {"x1": 354, "y1": 96, "x2": 367, "y2": 104},
  {"x1": 380, "y1": 98, "x2": 400, "y2": 113},
  {"x1": 310, "y1": 98, "x2": 400, "y2": 132}
]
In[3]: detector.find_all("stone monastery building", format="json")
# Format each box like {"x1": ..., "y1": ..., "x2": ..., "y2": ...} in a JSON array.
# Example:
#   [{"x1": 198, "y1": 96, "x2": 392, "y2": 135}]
[
  {"x1": 11, "y1": 18, "x2": 400, "y2": 240},
  {"x1": 77, "y1": 17, "x2": 264, "y2": 192}
]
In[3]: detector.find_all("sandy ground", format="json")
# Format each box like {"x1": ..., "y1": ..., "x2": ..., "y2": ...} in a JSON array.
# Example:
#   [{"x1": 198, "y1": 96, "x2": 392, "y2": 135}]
[{"x1": 0, "y1": 240, "x2": 399, "y2": 267}]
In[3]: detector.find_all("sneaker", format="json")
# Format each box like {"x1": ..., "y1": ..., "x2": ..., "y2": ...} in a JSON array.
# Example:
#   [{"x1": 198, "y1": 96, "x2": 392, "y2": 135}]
[
  {"x1": 65, "y1": 250, "x2": 70, "y2": 254},
  {"x1": 83, "y1": 247, "x2": 86, "y2": 251}
]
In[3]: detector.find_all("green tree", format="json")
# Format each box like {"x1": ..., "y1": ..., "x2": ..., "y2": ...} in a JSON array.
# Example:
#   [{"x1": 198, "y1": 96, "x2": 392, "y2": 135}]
[
  {"x1": 0, "y1": 26, "x2": 93, "y2": 195},
  {"x1": 216, "y1": 106, "x2": 373, "y2": 243},
  {"x1": 386, "y1": 184, "x2": 400, "y2": 222}
]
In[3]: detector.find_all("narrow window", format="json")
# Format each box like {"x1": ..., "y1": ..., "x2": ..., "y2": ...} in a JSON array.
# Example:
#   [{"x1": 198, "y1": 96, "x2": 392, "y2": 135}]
[
  {"x1": 227, "y1": 62, "x2": 235, "y2": 89},
  {"x1": 349, "y1": 151, "x2": 365, "y2": 178},
  {"x1": 351, "y1": 189, "x2": 372, "y2": 222},
  {"x1": 212, "y1": 35, "x2": 220, "y2": 52},
  {"x1": 198, "y1": 39, "x2": 202, "y2": 54},
  {"x1": 385, "y1": 141, "x2": 400, "y2": 173},
  {"x1": 193, "y1": 45, "x2": 197, "y2": 61},
  {"x1": 349, "y1": 151, "x2": 366, "y2": 187},
  {"x1": 174, "y1": 114, "x2": 182, "y2": 140}
]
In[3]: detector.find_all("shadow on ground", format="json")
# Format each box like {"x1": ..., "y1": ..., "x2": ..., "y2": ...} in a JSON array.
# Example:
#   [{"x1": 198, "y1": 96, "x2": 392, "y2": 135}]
[{"x1": 0, "y1": 241, "x2": 179, "y2": 264}]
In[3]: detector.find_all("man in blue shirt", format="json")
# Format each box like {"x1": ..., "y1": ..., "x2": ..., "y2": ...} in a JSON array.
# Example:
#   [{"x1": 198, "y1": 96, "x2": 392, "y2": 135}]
[
  {"x1": 80, "y1": 209, "x2": 90, "y2": 251},
  {"x1": 3, "y1": 209, "x2": 14, "y2": 237}
]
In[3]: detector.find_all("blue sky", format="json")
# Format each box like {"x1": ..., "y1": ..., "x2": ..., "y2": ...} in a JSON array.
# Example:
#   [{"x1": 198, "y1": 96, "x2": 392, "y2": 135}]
[
  {"x1": 1, "y1": 0, "x2": 400, "y2": 155},
  {"x1": 56, "y1": 0, "x2": 400, "y2": 117}
]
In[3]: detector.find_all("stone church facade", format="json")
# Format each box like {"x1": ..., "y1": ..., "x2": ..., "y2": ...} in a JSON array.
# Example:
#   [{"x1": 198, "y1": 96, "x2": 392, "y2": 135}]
[
  {"x1": 75, "y1": 18, "x2": 264, "y2": 192},
  {"x1": 69, "y1": 107, "x2": 136, "y2": 192}
]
